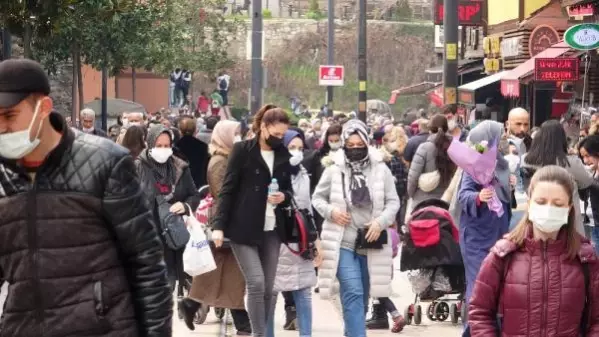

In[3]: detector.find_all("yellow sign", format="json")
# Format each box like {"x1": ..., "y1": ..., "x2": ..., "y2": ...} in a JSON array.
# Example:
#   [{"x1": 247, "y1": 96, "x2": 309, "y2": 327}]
[
  {"x1": 359, "y1": 81, "x2": 367, "y2": 91},
  {"x1": 444, "y1": 87, "x2": 457, "y2": 104},
  {"x1": 446, "y1": 43, "x2": 457, "y2": 60}
]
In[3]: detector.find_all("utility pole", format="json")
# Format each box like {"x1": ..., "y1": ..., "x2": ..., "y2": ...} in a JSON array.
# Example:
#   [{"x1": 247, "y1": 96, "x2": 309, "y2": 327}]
[
  {"x1": 442, "y1": 0, "x2": 458, "y2": 106},
  {"x1": 357, "y1": 0, "x2": 367, "y2": 122},
  {"x1": 250, "y1": 0, "x2": 264, "y2": 114},
  {"x1": 101, "y1": 67, "x2": 108, "y2": 132},
  {"x1": 326, "y1": 0, "x2": 335, "y2": 116},
  {"x1": 1, "y1": 29, "x2": 12, "y2": 60}
]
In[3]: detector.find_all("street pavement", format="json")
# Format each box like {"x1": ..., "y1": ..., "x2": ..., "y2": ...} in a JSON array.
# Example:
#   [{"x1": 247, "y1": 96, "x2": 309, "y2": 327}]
[{"x1": 174, "y1": 259, "x2": 463, "y2": 337}]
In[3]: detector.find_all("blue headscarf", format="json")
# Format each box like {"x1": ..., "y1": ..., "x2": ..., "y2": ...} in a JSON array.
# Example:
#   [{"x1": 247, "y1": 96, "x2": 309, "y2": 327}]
[{"x1": 283, "y1": 130, "x2": 302, "y2": 175}]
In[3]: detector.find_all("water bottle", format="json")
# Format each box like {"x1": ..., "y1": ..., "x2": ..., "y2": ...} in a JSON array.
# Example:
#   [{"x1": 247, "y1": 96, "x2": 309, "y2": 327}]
[{"x1": 268, "y1": 178, "x2": 279, "y2": 196}]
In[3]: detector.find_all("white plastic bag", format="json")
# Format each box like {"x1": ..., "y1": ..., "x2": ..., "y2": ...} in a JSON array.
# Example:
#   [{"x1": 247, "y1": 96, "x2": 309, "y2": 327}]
[{"x1": 182, "y1": 215, "x2": 217, "y2": 276}]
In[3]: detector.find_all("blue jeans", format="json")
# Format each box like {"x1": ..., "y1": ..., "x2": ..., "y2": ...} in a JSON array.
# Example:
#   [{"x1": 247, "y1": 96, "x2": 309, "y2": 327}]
[
  {"x1": 337, "y1": 248, "x2": 369, "y2": 337},
  {"x1": 267, "y1": 288, "x2": 313, "y2": 337}
]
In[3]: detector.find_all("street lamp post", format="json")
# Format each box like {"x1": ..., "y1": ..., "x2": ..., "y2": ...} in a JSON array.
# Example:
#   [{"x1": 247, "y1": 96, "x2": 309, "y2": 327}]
[
  {"x1": 442, "y1": 0, "x2": 459, "y2": 107},
  {"x1": 357, "y1": 0, "x2": 367, "y2": 122},
  {"x1": 250, "y1": 0, "x2": 264, "y2": 114},
  {"x1": 326, "y1": 0, "x2": 335, "y2": 116}
]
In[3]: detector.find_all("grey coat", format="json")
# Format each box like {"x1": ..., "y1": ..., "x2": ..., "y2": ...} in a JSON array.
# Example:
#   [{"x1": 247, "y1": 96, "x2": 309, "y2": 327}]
[
  {"x1": 407, "y1": 135, "x2": 451, "y2": 208},
  {"x1": 521, "y1": 154, "x2": 594, "y2": 236},
  {"x1": 273, "y1": 168, "x2": 317, "y2": 292}
]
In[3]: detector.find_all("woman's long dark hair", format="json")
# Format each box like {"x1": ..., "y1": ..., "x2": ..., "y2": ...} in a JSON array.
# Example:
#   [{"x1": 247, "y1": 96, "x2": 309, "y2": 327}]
[
  {"x1": 121, "y1": 125, "x2": 146, "y2": 159},
  {"x1": 525, "y1": 120, "x2": 569, "y2": 167},
  {"x1": 430, "y1": 114, "x2": 456, "y2": 184}
]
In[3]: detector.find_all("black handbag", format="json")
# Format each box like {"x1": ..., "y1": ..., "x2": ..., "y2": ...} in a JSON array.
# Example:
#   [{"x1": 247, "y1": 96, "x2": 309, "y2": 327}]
[
  {"x1": 340, "y1": 173, "x2": 387, "y2": 250},
  {"x1": 156, "y1": 196, "x2": 190, "y2": 250},
  {"x1": 355, "y1": 228, "x2": 388, "y2": 250}
]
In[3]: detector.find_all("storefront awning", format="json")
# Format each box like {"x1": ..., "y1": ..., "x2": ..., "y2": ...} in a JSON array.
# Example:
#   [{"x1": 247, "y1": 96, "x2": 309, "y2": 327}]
[
  {"x1": 425, "y1": 59, "x2": 483, "y2": 82},
  {"x1": 458, "y1": 71, "x2": 506, "y2": 105},
  {"x1": 500, "y1": 41, "x2": 571, "y2": 97},
  {"x1": 388, "y1": 82, "x2": 440, "y2": 104}
]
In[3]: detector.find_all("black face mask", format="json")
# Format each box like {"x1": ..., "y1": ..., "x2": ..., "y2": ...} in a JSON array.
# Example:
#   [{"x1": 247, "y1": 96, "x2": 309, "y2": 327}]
[
  {"x1": 345, "y1": 147, "x2": 368, "y2": 162},
  {"x1": 266, "y1": 135, "x2": 284, "y2": 149}
]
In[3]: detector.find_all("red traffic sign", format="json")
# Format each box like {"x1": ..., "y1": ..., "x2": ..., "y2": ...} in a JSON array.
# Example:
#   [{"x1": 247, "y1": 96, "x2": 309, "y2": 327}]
[{"x1": 319, "y1": 65, "x2": 344, "y2": 86}]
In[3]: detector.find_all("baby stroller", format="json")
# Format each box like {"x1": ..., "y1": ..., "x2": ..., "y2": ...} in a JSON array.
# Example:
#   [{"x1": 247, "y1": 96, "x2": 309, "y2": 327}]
[
  {"x1": 399, "y1": 199, "x2": 466, "y2": 326},
  {"x1": 178, "y1": 185, "x2": 227, "y2": 325}
]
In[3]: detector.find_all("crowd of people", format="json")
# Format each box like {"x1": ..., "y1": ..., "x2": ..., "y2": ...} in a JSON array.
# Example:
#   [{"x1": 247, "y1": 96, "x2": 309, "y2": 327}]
[{"x1": 2, "y1": 58, "x2": 599, "y2": 337}]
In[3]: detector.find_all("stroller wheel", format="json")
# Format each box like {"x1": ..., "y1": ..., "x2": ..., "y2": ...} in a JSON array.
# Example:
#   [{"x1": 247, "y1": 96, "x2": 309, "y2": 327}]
[
  {"x1": 450, "y1": 303, "x2": 460, "y2": 325},
  {"x1": 403, "y1": 306, "x2": 413, "y2": 325},
  {"x1": 426, "y1": 303, "x2": 437, "y2": 321},
  {"x1": 434, "y1": 302, "x2": 449, "y2": 321},
  {"x1": 214, "y1": 308, "x2": 225, "y2": 320},
  {"x1": 413, "y1": 305, "x2": 423, "y2": 325},
  {"x1": 460, "y1": 300, "x2": 468, "y2": 323}
]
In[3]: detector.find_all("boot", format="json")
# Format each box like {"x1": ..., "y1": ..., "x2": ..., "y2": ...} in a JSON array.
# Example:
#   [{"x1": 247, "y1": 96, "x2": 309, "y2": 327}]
[
  {"x1": 391, "y1": 315, "x2": 407, "y2": 333},
  {"x1": 283, "y1": 306, "x2": 297, "y2": 330},
  {"x1": 366, "y1": 303, "x2": 389, "y2": 330},
  {"x1": 178, "y1": 298, "x2": 201, "y2": 331}
]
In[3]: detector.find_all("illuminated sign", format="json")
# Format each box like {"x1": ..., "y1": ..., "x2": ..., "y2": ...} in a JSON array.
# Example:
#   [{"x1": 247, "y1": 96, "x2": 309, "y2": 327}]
[
  {"x1": 534, "y1": 58, "x2": 580, "y2": 82},
  {"x1": 434, "y1": 0, "x2": 484, "y2": 26}
]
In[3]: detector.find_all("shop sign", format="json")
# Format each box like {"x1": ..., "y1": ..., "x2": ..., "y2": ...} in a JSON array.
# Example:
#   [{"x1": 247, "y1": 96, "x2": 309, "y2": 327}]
[
  {"x1": 534, "y1": 58, "x2": 580, "y2": 82},
  {"x1": 318, "y1": 65, "x2": 344, "y2": 86},
  {"x1": 500, "y1": 37, "x2": 521, "y2": 58},
  {"x1": 458, "y1": 90, "x2": 474, "y2": 104},
  {"x1": 434, "y1": 0, "x2": 484, "y2": 26},
  {"x1": 528, "y1": 25, "x2": 560, "y2": 57},
  {"x1": 564, "y1": 24, "x2": 599, "y2": 50},
  {"x1": 501, "y1": 80, "x2": 519, "y2": 97},
  {"x1": 567, "y1": 4, "x2": 594, "y2": 18}
]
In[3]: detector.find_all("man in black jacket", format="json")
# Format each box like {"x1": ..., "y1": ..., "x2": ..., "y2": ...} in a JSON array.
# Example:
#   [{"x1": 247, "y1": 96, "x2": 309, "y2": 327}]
[{"x1": 0, "y1": 59, "x2": 172, "y2": 337}]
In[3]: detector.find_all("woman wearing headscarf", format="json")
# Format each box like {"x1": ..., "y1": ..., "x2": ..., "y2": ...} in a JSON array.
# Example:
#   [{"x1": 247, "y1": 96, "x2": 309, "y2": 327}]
[
  {"x1": 134, "y1": 124, "x2": 201, "y2": 295},
  {"x1": 458, "y1": 120, "x2": 511, "y2": 337},
  {"x1": 266, "y1": 130, "x2": 322, "y2": 337},
  {"x1": 312, "y1": 119, "x2": 400, "y2": 337},
  {"x1": 179, "y1": 120, "x2": 252, "y2": 334}
]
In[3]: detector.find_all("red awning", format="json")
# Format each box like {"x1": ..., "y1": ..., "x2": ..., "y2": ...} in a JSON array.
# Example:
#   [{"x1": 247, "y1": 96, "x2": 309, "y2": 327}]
[
  {"x1": 389, "y1": 82, "x2": 440, "y2": 104},
  {"x1": 500, "y1": 41, "x2": 571, "y2": 97}
]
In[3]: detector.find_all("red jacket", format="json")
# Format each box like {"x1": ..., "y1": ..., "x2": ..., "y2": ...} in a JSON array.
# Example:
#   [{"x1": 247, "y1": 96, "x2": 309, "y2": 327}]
[{"x1": 469, "y1": 228, "x2": 599, "y2": 337}]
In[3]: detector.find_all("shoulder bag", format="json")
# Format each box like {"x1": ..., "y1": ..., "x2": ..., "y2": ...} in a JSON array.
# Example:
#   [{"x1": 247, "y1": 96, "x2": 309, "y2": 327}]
[{"x1": 156, "y1": 195, "x2": 191, "y2": 250}]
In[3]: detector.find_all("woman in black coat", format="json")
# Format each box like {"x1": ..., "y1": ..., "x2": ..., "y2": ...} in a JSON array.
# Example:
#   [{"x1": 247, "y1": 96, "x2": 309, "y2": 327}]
[
  {"x1": 211, "y1": 105, "x2": 293, "y2": 337},
  {"x1": 135, "y1": 125, "x2": 201, "y2": 293}
]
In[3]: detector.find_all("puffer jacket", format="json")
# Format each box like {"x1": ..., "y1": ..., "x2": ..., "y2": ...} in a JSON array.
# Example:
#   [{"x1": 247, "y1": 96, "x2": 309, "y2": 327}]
[
  {"x1": 469, "y1": 227, "x2": 599, "y2": 337},
  {"x1": 407, "y1": 135, "x2": 452, "y2": 207},
  {"x1": 312, "y1": 148, "x2": 400, "y2": 299},
  {"x1": 274, "y1": 167, "x2": 317, "y2": 292},
  {"x1": 0, "y1": 113, "x2": 172, "y2": 337}
]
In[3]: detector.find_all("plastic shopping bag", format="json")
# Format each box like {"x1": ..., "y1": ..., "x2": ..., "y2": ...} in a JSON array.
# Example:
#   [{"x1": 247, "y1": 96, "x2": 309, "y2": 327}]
[{"x1": 182, "y1": 215, "x2": 217, "y2": 276}]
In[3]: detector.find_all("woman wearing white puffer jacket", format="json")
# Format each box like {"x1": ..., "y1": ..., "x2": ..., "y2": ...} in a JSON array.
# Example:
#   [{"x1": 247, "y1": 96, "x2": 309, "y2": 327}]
[{"x1": 311, "y1": 119, "x2": 400, "y2": 337}]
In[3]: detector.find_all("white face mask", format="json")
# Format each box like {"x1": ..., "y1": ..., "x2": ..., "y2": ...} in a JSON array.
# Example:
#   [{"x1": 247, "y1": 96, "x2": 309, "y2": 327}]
[
  {"x1": 150, "y1": 147, "x2": 173, "y2": 164},
  {"x1": 234, "y1": 135, "x2": 242, "y2": 143},
  {"x1": 448, "y1": 119, "x2": 458, "y2": 131},
  {"x1": 289, "y1": 150, "x2": 304, "y2": 166},
  {"x1": 0, "y1": 100, "x2": 44, "y2": 160},
  {"x1": 329, "y1": 141, "x2": 342, "y2": 150},
  {"x1": 82, "y1": 127, "x2": 94, "y2": 133},
  {"x1": 129, "y1": 122, "x2": 142, "y2": 127},
  {"x1": 528, "y1": 202, "x2": 570, "y2": 233}
]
